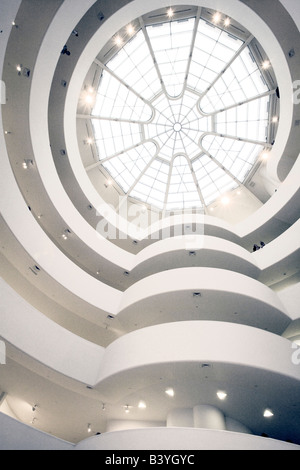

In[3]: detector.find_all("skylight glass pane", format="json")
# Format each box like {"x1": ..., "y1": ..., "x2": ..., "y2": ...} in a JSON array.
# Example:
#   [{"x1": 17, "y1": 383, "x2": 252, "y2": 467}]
[
  {"x1": 166, "y1": 155, "x2": 201, "y2": 210},
  {"x1": 215, "y1": 96, "x2": 269, "y2": 141},
  {"x1": 146, "y1": 17, "x2": 195, "y2": 97},
  {"x1": 92, "y1": 120, "x2": 141, "y2": 158},
  {"x1": 188, "y1": 18, "x2": 243, "y2": 95},
  {"x1": 201, "y1": 134, "x2": 264, "y2": 183},
  {"x1": 102, "y1": 141, "x2": 156, "y2": 192},
  {"x1": 199, "y1": 45, "x2": 270, "y2": 115},
  {"x1": 107, "y1": 30, "x2": 161, "y2": 100},
  {"x1": 93, "y1": 70, "x2": 153, "y2": 122},
  {"x1": 130, "y1": 159, "x2": 169, "y2": 207}
]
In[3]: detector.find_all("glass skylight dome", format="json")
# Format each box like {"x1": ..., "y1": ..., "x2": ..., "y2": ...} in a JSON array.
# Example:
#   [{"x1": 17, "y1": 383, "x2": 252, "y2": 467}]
[{"x1": 90, "y1": 7, "x2": 277, "y2": 213}]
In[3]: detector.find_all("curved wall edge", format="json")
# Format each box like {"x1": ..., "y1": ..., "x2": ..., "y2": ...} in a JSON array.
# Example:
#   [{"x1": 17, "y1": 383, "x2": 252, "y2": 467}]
[{"x1": 75, "y1": 427, "x2": 300, "y2": 450}]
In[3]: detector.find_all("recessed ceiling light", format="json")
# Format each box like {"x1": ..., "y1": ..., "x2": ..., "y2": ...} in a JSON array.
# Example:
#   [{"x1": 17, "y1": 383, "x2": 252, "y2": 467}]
[
  {"x1": 224, "y1": 18, "x2": 231, "y2": 27},
  {"x1": 167, "y1": 8, "x2": 174, "y2": 18},
  {"x1": 272, "y1": 116, "x2": 278, "y2": 123},
  {"x1": 115, "y1": 35, "x2": 123, "y2": 46},
  {"x1": 22, "y1": 159, "x2": 33, "y2": 169},
  {"x1": 262, "y1": 60, "x2": 271, "y2": 70},
  {"x1": 217, "y1": 391, "x2": 227, "y2": 400},
  {"x1": 263, "y1": 408, "x2": 274, "y2": 418},
  {"x1": 138, "y1": 401, "x2": 147, "y2": 409},
  {"x1": 221, "y1": 196, "x2": 230, "y2": 205},
  {"x1": 213, "y1": 12, "x2": 221, "y2": 24},
  {"x1": 85, "y1": 94, "x2": 94, "y2": 104},
  {"x1": 165, "y1": 388, "x2": 175, "y2": 397},
  {"x1": 127, "y1": 24, "x2": 135, "y2": 36}
]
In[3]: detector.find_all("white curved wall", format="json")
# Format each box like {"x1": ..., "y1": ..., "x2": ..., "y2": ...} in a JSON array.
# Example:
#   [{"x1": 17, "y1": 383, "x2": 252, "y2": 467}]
[
  {"x1": 0, "y1": 278, "x2": 104, "y2": 384},
  {"x1": 96, "y1": 321, "x2": 300, "y2": 385},
  {"x1": 0, "y1": 413, "x2": 73, "y2": 451},
  {"x1": 117, "y1": 267, "x2": 290, "y2": 333},
  {"x1": 75, "y1": 427, "x2": 300, "y2": 450}
]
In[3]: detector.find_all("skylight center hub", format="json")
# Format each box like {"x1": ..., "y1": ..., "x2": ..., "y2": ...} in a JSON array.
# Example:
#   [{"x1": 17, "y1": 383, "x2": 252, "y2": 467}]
[{"x1": 173, "y1": 122, "x2": 182, "y2": 133}]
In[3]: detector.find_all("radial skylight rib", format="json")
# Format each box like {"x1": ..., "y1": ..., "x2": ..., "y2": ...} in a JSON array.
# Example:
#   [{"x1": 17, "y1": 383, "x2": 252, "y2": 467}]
[
  {"x1": 201, "y1": 134, "x2": 264, "y2": 182},
  {"x1": 199, "y1": 44, "x2": 269, "y2": 115},
  {"x1": 102, "y1": 141, "x2": 157, "y2": 193},
  {"x1": 215, "y1": 95, "x2": 270, "y2": 142},
  {"x1": 187, "y1": 19, "x2": 246, "y2": 94},
  {"x1": 163, "y1": 154, "x2": 204, "y2": 212},
  {"x1": 106, "y1": 28, "x2": 162, "y2": 100},
  {"x1": 93, "y1": 60, "x2": 154, "y2": 122}
]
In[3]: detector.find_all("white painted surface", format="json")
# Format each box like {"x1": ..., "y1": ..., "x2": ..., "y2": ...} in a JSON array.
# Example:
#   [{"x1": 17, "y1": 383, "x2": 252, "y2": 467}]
[
  {"x1": 0, "y1": 278, "x2": 104, "y2": 384},
  {"x1": 75, "y1": 427, "x2": 300, "y2": 450}
]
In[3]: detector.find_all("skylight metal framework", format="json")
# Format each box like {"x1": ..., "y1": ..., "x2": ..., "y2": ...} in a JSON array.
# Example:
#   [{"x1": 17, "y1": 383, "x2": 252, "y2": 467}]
[{"x1": 84, "y1": 7, "x2": 278, "y2": 213}]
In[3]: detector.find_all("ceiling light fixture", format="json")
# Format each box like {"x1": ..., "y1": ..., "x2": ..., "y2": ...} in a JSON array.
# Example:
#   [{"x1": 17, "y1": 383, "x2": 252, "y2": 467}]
[
  {"x1": 167, "y1": 8, "x2": 174, "y2": 18},
  {"x1": 262, "y1": 60, "x2": 271, "y2": 70},
  {"x1": 87, "y1": 423, "x2": 91, "y2": 432},
  {"x1": 127, "y1": 24, "x2": 135, "y2": 36},
  {"x1": 22, "y1": 159, "x2": 33, "y2": 169},
  {"x1": 263, "y1": 408, "x2": 274, "y2": 418},
  {"x1": 138, "y1": 401, "x2": 147, "y2": 409},
  {"x1": 85, "y1": 94, "x2": 94, "y2": 104},
  {"x1": 221, "y1": 196, "x2": 230, "y2": 205},
  {"x1": 224, "y1": 18, "x2": 231, "y2": 27},
  {"x1": 213, "y1": 12, "x2": 221, "y2": 24},
  {"x1": 165, "y1": 388, "x2": 175, "y2": 397},
  {"x1": 217, "y1": 391, "x2": 227, "y2": 400},
  {"x1": 124, "y1": 405, "x2": 130, "y2": 413},
  {"x1": 115, "y1": 35, "x2": 123, "y2": 46}
]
